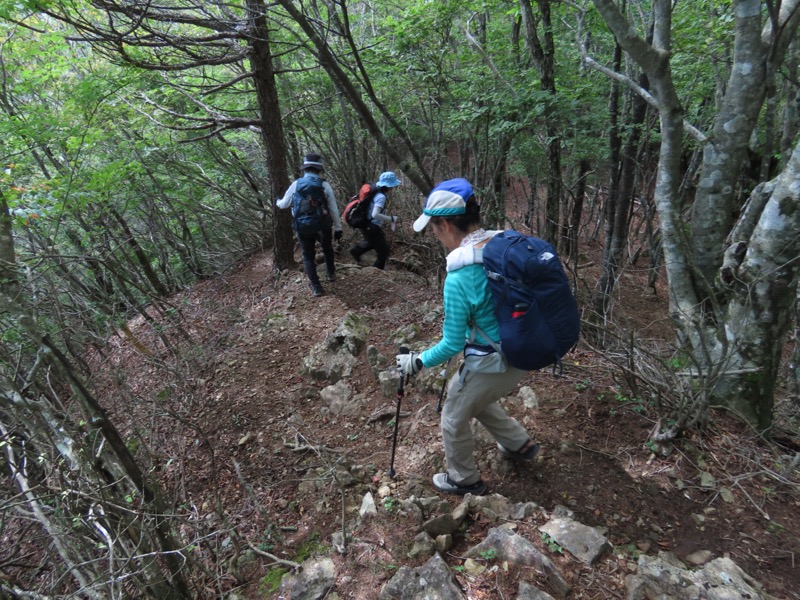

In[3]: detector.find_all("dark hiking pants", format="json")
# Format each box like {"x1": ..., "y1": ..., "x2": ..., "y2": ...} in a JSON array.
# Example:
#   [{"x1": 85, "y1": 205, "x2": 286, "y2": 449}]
[
  {"x1": 350, "y1": 224, "x2": 390, "y2": 269},
  {"x1": 298, "y1": 228, "x2": 335, "y2": 286}
]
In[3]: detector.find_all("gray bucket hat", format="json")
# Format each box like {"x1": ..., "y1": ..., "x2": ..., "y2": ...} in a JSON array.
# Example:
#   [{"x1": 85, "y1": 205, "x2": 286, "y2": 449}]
[{"x1": 302, "y1": 153, "x2": 325, "y2": 171}]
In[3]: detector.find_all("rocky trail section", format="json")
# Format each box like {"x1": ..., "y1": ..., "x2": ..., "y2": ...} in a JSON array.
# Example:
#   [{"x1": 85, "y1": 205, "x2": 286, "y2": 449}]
[{"x1": 90, "y1": 252, "x2": 800, "y2": 599}]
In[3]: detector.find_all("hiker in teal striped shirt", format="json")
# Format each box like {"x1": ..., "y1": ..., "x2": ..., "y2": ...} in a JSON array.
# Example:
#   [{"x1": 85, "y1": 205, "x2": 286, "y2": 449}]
[{"x1": 396, "y1": 178, "x2": 538, "y2": 496}]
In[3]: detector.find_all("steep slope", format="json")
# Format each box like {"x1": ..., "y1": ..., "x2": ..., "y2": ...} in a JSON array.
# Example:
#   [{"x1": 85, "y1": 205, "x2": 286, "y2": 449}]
[{"x1": 87, "y1": 248, "x2": 800, "y2": 599}]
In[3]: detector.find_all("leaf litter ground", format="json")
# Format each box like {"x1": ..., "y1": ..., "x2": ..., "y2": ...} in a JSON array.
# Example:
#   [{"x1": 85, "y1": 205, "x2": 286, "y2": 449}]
[{"x1": 87, "y1": 241, "x2": 800, "y2": 600}]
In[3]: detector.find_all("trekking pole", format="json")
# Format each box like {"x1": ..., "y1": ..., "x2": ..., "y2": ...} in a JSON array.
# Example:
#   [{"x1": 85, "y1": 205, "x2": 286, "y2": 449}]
[
  {"x1": 388, "y1": 346, "x2": 409, "y2": 479},
  {"x1": 435, "y1": 357, "x2": 453, "y2": 414}
]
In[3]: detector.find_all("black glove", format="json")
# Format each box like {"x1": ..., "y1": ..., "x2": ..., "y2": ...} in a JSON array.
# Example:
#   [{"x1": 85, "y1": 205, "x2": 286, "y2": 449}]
[{"x1": 334, "y1": 230, "x2": 343, "y2": 241}]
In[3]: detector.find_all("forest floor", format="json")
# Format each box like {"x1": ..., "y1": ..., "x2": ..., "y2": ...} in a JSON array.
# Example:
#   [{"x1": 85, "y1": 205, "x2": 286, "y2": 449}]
[{"x1": 88, "y1": 232, "x2": 800, "y2": 600}]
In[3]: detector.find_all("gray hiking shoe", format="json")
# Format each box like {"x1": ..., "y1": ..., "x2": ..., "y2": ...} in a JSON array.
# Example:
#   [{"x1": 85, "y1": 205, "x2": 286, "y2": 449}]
[
  {"x1": 497, "y1": 440, "x2": 540, "y2": 461},
  {"x1": 432, "y1": 473, "x2": 486, "y2": 496}
]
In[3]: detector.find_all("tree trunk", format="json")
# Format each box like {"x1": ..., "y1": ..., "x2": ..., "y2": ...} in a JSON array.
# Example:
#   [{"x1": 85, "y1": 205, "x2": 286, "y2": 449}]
[
  {"x1": 275, "y1": 0, "x2": 433, "y2": 195},
  {"x1": 718, "y1": 142, "x2": 800, "y2": 428},
  {"x1": 691, "y1": 0, "x2": 800, "y2": 292},
  {"x1": 690, "y1": 3, "x2": 767, "y2": 291},
  {"x1": 779, "y1": 38, "x2": 800, "y2": 170},
  {"x1": 110, "y1": 208, "x2": 172, "y2": 297},
  {"x1": 563, "y1": 158, "x2": 590, "y2": 259},
  {"x1": 2, "y1": 193, "x2": 193, "y2": 597},
  {"x1": 520, "y1": 0, "x2": 563, "y2": 246},
  {"x1": 593, "y1": 70, "x2": 650, "y2": 317},
  {"x1": 592, "y1": 0, "x2": 800, "y2": 430},
  {"x1": 247, "y1": 0, "x2": 294, "y2": 271}
]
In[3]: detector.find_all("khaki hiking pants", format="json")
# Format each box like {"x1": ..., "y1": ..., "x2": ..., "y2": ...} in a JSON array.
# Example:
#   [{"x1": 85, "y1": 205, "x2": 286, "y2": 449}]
[{"x1": 440, "y1": 364, "x2": 530, "y2": 485}]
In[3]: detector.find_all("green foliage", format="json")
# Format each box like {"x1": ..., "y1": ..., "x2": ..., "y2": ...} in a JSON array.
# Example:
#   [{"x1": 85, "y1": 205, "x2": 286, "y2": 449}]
[
  {"x1": 622, "y1": 543, "x2": 641, "y2": 560},
  {"x1": 478, "y1": 548, "x2": 497, "y2": 561},
  {"x1": 541, "y1": 532, "x2": 563, "y2": 554},
  {"x1": 294, "y1": 533, "x2": 327, "y2": 563},
  {"x1": 382, "y1": 497, "x2": 400, "y2": 512},
  {"x1": 259, "y1": 567, "x2": 289, "y2": 595},
  {"x1": 667, "y1": 354, "x2": 691, "y2": 371},
  {"x1": 613, "y1": 391, "x2": 649, "y2": 414}
]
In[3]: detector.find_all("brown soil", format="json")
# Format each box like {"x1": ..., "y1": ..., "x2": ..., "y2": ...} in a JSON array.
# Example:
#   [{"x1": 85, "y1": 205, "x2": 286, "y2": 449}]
[{"x1": 87, "y1": 238, "x2": 800, "y2": 600}]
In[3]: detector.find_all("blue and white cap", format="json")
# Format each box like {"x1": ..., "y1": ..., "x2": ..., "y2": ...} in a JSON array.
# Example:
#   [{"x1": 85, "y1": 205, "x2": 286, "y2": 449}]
[{"x1": 413, "y1": 178, "x2": 474, "y2": 232}]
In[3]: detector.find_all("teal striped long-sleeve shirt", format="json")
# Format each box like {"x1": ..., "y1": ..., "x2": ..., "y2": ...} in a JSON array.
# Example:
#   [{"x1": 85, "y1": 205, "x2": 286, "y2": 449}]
[{"x1": 419, "y1": 263, "x2": 500, "y2": 368}]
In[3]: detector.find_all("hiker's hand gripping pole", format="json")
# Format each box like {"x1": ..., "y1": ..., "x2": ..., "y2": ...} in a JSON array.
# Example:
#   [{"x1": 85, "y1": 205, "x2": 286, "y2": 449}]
[{"x1": 388, "y1": 347, "x2": 409, "y2": 479}]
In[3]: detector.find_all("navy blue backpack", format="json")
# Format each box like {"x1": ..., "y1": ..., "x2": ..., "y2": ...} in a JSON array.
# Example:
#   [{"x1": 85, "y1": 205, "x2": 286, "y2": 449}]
[
  {"x1": 292, "y1": 174, "x2": 330, "y2": 236},
  {"x1": 479, "y1": 231, "x2": 580, "y2": 373}
]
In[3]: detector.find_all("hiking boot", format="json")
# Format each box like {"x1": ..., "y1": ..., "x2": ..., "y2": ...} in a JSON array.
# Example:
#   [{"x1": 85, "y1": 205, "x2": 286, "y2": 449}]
[
  {"x1": 432, "y1": 473, "x2": 486, "y2": 496},
  {"x1": 497, "y1": 439, "x2": 540, "y2": 461},
  {"x1": 349, "y1": 248, "x2": 363, "y2": 264},
  {"x1": 311, "y1": 284, "x2": 325, "y2": 297},
  {"x1": 325, "y1": 270, "x2": 336, "y2": 282}
]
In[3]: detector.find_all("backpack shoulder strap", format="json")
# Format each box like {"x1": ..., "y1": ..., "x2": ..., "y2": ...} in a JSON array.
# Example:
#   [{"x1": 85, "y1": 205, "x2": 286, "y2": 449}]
[{"x1": 469, "y1": 321, "x2": 502, "y2": 354}]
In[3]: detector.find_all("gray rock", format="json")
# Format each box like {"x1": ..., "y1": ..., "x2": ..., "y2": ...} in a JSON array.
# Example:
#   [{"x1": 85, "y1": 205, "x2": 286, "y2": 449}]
[
  {"x1": 332, "y1": 466, "x2": 357, "y2": 488},
  {"x1": 319, "y1": 380, "x2": 358, "y2": 416},
  {"x1": 378, "y1": 369, "x2": 402, "y2": 398},
  {"x1": 511, "y1": 501, "x2": 539, "y2": 520},
  {"x1": 519, "y1": 386, "x2": 539, "y2": 409},
  {"x1": 417, "y1": 496, "x2": 448, "y2": 516},
  {"x1": 398, "y1": 498, "x2": 424, "y2": 524},
  {"x1": 685, "y1": 549, "x2": 713, "y2": 566},
  {"x1": 359, "y1": 492, "x2": 377, "y2": 517},
  {"x1": 435, "y1": 534, "x2": 453, "y2": 553},
  {"x1": 302, "y1": 349, "x2": 357, "y2": 383},
  {"x1": 407, "y1": 531, "x2": 436, "y2": 559},
  {"x1": 300, "y1": 313, "x2": 366, "y2": 382},
  {"x1": 366, "y1": 345, "x2": 386, "y2": 378},
  {"x1": 538, "y1": 516, "x2": 612, "y2": 565},
  {"x1": 280, "y1": 557, "x2": 335, "y2": 600},
  {"x1": 465, "y1": 528, "x2": 571, "y2": 598},
  {"x1": 551, "y1": 505, "x2": 575, "y2": 519},
  {"x1": 518, "y1": 581, "x2": 557, "y2": 600},
  {"x1": 626, "y1": 552, "x2": 771, "y2": 600},
  {"x1": 468, "y1": 493, "x2": 515, "y2": 520},
  {"x1": 452, "y1": 500, "x2": 469, "y2": 526},
  {"x1": 392, "y1": 324, "x2": 419, "y2": 344},
  {"x1": 330, "y1": 531, "x2": 352, "y2": 554},
  {"x1": 327, "y1": 312, "x2": 367, "y2": 355},
  {"x1": 379, "y1": 552, "x2": 466, "y2": 599},
  {"x1": 422, "y1": 513, "x2": 458, "y2": 537}
]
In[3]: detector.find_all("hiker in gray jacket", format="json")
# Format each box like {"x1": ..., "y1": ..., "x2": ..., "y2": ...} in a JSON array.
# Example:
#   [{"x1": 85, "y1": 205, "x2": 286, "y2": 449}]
[{"x1": 277, "y1": 153, "x2": 343, "y2": 297}]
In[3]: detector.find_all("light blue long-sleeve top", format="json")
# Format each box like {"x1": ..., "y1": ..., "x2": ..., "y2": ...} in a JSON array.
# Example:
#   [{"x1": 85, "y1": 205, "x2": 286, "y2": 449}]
[
  {"x1": 369, "y1": 191, "x2": 396, "y2": 227},
  {"x1": 419, "y1": 262, "x2": 500, "y2": 368}
]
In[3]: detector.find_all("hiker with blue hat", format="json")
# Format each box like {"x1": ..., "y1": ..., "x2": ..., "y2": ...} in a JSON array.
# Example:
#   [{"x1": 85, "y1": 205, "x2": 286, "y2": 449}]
[
  {"x1": 396, "y1": 178, "x2": 538, "y2": 496},
  {"x1": 348, "y1": 171, "x2": 402, "y2": 270}
]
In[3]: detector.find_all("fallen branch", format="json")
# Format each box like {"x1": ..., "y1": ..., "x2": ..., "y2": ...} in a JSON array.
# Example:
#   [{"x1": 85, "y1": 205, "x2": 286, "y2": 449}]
[{"x1": 247, "y1": 542, "x2": 300, "y2": 569}]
